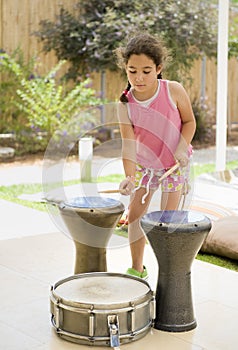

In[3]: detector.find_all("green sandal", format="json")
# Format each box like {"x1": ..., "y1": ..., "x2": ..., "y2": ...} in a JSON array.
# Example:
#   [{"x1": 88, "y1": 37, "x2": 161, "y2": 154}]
[{"x1": 126, "y1": 266, "x2": 148, "y2": 280}]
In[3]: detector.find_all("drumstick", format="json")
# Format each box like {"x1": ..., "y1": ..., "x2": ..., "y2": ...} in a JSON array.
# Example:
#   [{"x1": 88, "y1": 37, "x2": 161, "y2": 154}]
[
  {"x1": 98, "y1": 163, "x2": 180, "y2": 194},
  {"x1": 158, "y1": 162, "x2": 180, "y2": 183},
  {"x1": 98, "y1": 189, "x2": 121, "y2": 194}
]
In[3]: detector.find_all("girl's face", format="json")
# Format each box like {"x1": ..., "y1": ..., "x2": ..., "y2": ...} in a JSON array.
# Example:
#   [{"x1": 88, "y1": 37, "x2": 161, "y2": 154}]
[{"x1": 126, "y1": 54, "x2": 161, "y2": 98}]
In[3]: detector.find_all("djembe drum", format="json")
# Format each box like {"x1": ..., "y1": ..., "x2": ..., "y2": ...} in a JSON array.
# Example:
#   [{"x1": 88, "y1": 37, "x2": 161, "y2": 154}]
[
  {"x1": 141, "y1": 210, "x2": 211, "y2": 332},
  {"x1": 58, "y1": 196, "x2": 125, "y2": 274}
]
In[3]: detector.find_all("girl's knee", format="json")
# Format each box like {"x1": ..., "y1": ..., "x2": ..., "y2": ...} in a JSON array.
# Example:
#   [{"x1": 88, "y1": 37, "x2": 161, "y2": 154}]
[{"x1": 127, "y1": 211, "x2": 141, "y2": 225}]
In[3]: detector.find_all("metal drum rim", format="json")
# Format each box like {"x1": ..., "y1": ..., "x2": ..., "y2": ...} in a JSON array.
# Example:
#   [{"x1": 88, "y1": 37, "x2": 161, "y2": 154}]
[
  {"x1": 58, "y1": 205, "x2": 125, "y2": 214},
  {"x1": 141, "y1": 210, "x2": 212, "y2": 232},
  {"x1": 61, "y1": 196, "x2": 124, "y2": 209},
  {"x1": 51, "y1": 272, "x2": 153, "y2": 309}
]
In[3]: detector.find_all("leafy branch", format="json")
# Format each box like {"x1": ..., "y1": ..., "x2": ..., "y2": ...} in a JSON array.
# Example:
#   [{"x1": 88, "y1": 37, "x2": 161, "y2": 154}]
[{"x1": 0, "y1": 53, "x2": 100, "y2": 138}]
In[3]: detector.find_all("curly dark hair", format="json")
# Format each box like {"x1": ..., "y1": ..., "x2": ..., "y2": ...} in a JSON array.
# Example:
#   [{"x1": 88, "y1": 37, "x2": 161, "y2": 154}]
[{"x1": 114, "y1": 33, "x2": 170, "y2": 102}]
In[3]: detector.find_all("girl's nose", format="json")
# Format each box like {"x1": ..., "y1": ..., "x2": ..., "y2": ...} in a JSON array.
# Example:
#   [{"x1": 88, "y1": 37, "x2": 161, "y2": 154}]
[{"x1": 135, "y1": 74, "x2": 143, "y2": 82}]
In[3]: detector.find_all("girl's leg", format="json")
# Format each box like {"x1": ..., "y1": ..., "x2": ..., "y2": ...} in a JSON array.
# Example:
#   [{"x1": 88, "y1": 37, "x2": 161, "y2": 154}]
[
  {"x1": 127, "y1": 188, "x2": 154, "y2": 273},
  {"x1": 161, "y1": 189, "x2": 182, "y2": 210}
]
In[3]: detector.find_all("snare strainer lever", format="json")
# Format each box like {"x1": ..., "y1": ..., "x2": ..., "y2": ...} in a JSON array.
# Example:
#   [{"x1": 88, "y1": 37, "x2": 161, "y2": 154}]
[{"x1": 108, "y1": 315, "x2": 120, "y2": 347}]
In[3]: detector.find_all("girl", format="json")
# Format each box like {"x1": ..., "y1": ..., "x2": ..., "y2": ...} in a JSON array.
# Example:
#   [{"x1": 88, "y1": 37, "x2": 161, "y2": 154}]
[{"x1": 115, "y1": 33, "x2": 196, "y2": 279}]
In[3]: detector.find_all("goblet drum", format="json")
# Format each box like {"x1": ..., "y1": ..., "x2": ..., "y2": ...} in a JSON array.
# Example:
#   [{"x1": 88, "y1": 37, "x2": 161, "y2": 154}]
[
  {"x1": 141, "y1": 210, "x2": 211, "y2": 332},
  {"x1": 58, "y1": 196, "x2": 125, "y2": 274}
]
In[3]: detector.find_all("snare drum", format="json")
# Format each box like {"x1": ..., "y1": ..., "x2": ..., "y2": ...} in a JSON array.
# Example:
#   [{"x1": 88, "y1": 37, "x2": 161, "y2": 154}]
[{"x1": 50, "y1": 272, "x2": 155, "y2": 347}]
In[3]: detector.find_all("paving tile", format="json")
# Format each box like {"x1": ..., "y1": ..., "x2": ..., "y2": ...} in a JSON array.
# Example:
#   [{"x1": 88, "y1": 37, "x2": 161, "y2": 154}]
[
  {"x1": 0, "y1": 297, "x2": 51, "y2": 343},
  {"x1": 0, "y1": 265, "x2": 47, "y2": 309},
  {"x1": 0, "y1": 321, "x2": 42, "y2": 350},
  {"x1": 174, "y1": 301, "x2": 238, "y2": 350},
  {"x1": 0, "y1": 232, "x2": 74, "y2": 283},
  {"x1": 192, "y1": 260, "x2": 238, "y2": 309},
  {"x1": 0, "y1": 199, "x2": 58, "y2": 240}
]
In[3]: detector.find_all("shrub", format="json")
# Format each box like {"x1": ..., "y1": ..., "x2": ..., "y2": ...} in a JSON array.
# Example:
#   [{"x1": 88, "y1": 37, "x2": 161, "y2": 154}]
[
  {"x1": 34, "y1": 0, "x2": 217, "y2": 81},
  {"x1": 0, "y1": 53, "x2": 100, "y2": 140},
  {"x1": 192, "y1": 97, "x2": 215, "y2": 145},
  {"x1": 0, "y1": 48, "x2": 35, "y2": 133}
]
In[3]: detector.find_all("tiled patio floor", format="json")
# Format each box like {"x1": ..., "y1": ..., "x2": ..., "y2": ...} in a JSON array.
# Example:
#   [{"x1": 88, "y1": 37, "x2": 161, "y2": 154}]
[{"x1": 0, "y1": 147, "x2": 238, "y2": 349}]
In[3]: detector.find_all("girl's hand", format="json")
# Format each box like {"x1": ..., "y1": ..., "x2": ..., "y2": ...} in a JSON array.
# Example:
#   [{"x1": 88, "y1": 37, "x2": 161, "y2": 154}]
[
  {"x1": 119, "y1": 176, "x2": 135, "y2": 195},
  {"x1": 174, "y1": 149, "x2": 189, "y2": 167},
  {"x1": 174, "y1": 138, "x2": 189, "y2": 167}
]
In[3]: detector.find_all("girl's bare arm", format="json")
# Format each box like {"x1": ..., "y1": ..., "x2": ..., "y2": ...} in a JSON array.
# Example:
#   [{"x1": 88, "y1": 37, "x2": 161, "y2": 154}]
[
  {"x1": 118, "y1": 103, "x2": 137, "y2": 177},
  {"x1": 169, "y1": 81, "x2": 196, "y2": 145}
]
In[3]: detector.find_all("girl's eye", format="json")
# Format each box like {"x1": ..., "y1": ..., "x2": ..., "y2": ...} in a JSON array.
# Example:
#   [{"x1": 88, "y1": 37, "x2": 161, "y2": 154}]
[{"x1": 128, "y1": 70, "x2": 151, "y2": 75}]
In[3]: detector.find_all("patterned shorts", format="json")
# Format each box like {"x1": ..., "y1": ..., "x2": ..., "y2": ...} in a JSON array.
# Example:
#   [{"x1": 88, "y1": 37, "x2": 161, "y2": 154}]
[{"x1": 135, "y1": 163, "x2": 191, "y2": 193}]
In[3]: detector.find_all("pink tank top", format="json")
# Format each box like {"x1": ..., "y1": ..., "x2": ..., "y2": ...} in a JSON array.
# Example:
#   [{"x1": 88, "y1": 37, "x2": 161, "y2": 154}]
[{"x1": 127, "y1": 80, "x2": 188, "y2": 170}]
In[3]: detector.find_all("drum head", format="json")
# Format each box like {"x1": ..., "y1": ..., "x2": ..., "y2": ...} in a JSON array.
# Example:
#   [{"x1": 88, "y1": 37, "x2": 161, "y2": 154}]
[
  {"x1": 63, "y1": 196, "x2": 122, "y2": 209},
  {"x1": 141, "y1": 210, "x2": 211, "y2": 233},
  {"x1": 53, "y1": 273, "x2": 150, "y2": 305}
]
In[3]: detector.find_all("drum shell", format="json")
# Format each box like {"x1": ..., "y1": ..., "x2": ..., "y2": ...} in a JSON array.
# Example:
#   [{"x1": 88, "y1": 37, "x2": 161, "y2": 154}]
[
  {"x1": 58, "y1": 197, "x2": 125, "y2": 247},
  {"x1": 59, "y1": 204, "x2": 125, "y2": 228},
  {"x1": 50, "y1": 273, "x2": 155, "y2": 346}
]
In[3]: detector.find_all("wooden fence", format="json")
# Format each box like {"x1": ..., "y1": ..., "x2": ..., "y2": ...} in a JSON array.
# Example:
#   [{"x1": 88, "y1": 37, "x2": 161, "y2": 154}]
[{"x1": 0, "y1": 0, "x2": 238, "y2": 124}]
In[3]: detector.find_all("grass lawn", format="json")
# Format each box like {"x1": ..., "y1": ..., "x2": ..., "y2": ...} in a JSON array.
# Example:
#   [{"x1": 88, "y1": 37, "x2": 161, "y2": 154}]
[{"x1": 0, "y1": 161, "x2": 238, "y2": 272}]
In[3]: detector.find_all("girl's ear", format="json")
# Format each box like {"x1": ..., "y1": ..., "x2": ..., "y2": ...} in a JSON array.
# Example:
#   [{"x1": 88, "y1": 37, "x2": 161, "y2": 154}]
[{"x1": 156, "y1": 64, "x2": 163, "y2": 74}]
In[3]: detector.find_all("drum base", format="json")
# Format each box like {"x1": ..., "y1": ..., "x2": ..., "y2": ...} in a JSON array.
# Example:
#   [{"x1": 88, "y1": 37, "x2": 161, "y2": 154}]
[
  {"x1": 74, "y1": 241, "x2": 107, "y2": 274},
  {"x1": 154, "y1": 320, "x2": 197, "y2": 333}
]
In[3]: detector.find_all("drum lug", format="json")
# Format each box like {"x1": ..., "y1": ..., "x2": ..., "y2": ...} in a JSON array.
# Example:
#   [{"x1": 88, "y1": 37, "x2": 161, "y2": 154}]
[
  {"x1": 150, "y1": 296, "x2": 156, "y2": 322},
  {"x1": 130, "y1": 303, "x2": 136, "y2": 333},
  {"x1": 55, "y1": 299, "x2": 61, "y2": 330},
  {"x1": 107, "y1": 315, "x2": 120, "y2": 348},
  {"x1": 89, "y1": 312, "x2": 95, "y2": 337}
]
